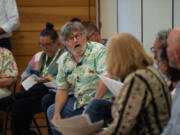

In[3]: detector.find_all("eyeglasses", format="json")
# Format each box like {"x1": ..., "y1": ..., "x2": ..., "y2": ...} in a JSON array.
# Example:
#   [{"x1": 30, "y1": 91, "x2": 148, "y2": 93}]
[
  {"x1": 66, "y1": 33, "x2": 82, "y2": 42},
  {"x1": 39, "y1": 41, "x2": 54, "y2": 47},
  {"x1": 150, "y1": 47, "x2": 155, "y2": 53}
]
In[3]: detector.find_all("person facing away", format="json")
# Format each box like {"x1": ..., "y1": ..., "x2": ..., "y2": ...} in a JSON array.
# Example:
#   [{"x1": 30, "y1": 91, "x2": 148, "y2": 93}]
[
  {"x1": 0, "y1": 47, "x2": 18, "y2": 99},
  {"x1": 0, "y1": 0, "x2": 19, "y2": 50},
  {"x1": 47, "y1": 21, "x2": 111, "y2": 135},
  {"x1": 10, "y1": 22, "x2": 65, "y2": 135},
  {"x1": 82, "y1": 21, "x2": 107, "y2": 45},
  {"x1": 161, "y1": 26, "x2": 180, "y2": 135},
  {"x1": 92, "y1": 33, "x2": 171, "y2": 135}
]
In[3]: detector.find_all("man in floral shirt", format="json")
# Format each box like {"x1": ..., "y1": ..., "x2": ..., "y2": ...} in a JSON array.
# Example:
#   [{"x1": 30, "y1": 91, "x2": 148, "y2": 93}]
[
  {"x1": 0, "y1": 47, "x2": 18, "y2": 99},
  {"x1": 47, "y1": 21, "x2": 111, "y2": 135}
]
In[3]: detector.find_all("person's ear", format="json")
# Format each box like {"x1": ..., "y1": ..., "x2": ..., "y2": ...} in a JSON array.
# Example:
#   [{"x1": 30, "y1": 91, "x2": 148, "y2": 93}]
[{"x1": 175, "y1": 48, "x2": 180, "y2": 60}]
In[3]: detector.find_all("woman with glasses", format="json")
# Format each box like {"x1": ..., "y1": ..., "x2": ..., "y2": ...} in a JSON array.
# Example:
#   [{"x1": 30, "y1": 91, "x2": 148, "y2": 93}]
[{"x1": 10, "y1": 22, "x2": 65, "y2": 135}]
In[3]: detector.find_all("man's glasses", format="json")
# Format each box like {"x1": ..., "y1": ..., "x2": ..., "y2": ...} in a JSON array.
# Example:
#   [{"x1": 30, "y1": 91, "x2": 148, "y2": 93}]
[
  {"x1": 39, "y1": 41, "x2": 54, "y2": 47},
  {"x1": 66, "y1": 33, "x2": 82, "y2": 42},
  {"x1": 150, "y1": 47, "x2": 155, "y2": 53},
  {"x1": 151, "y1": 47, "x2": 158, "y2": 54}
]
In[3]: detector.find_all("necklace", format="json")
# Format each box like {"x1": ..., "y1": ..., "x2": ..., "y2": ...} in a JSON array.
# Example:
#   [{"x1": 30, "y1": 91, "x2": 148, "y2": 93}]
[{"x1": 42, "y1": 49, "x2": 60, "y2": 77}]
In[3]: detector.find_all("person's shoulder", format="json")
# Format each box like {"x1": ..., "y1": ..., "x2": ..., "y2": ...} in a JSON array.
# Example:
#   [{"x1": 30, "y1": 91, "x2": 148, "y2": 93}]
[
  {"x1": 34, "y1": 51, "x2": 44, "y2": 57},
  {"x1": 135, "y1": 67, "x2": 149, "y2": 75},
  {"x1": 88, "y1": 42, "x2": 105, "y2": 52},
  {"x1": 0, "y1": 47, "x2": 9, "y2": 52},
  {"x1": 123, "y1": 70, "x2": 148, "y2": 89},
  {"x1": 56, "y1": 49, "x2": 67, "y2": 62},
  {"x1": 60, "y1": 50, "x2": 69, "y2": 57},
  {"x1": 127, "y1": 66, "x2": 161, "y2": 83},
  {"x1": 58, "y1": 50, "x2": 70, "y2": 62},
  {"x1": 134, "y1": 66, "x2": 154, "y2": 77},
  {"x1": 30, "y1": 51, "x2": 44, "y2": 62},
  {"x1": 124, "y1": 66, "x2": 152, "y2": 82},
  {"x1": 89, "y1": 41, "x2": 105, "y2": 47},
  {"x1": 0, "y1": 47, "x2": 13, "y2": 56}
]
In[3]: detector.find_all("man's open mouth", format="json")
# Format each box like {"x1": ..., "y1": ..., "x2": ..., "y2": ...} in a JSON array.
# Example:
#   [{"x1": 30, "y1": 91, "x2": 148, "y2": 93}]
[{"x1": 74, "y1": 44, "x2": 80, "y2": 48}]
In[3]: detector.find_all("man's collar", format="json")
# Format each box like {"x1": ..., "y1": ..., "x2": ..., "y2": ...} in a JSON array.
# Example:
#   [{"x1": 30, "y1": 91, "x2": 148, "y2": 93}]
[{"x1": 84, "y1": 42, "x2": 91, "y2": 56}]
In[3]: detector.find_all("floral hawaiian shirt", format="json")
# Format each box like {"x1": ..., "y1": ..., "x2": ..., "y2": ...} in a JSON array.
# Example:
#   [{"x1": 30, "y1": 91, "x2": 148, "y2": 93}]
[
  {"x1": 0, "y1": 47, "x2": 18, "y2": 78},
  {"x1": 56, "y1": 42, "x2": 112, "y2": 109}
]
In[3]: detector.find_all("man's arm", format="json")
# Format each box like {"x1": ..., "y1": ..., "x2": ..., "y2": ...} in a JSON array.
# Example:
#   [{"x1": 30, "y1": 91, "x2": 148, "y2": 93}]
[
  {"x1": 53, "y1": 90, "x2": 69, "y2": 120},
  {"x1": 0, "y1": 49, "x2": 18, "y2": 89},
  {"x1": 0, "y1": 0, "x2": 19, "y2": 35},
  {"x1": 95, "y1": 74, "x2": 110, "y2": 98},
  {"x1": 0, "y1": 77, "x2": 15, "y2": 88}
]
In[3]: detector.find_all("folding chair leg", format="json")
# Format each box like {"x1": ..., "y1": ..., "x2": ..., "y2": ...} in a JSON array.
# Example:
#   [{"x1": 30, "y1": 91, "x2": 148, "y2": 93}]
[{"x1": 32, "y1": 117, "x2": 42, "y2": 135}]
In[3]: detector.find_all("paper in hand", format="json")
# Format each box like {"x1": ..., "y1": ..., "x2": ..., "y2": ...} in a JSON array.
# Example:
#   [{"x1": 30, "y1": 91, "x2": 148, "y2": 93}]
[
  {"x1": 22, "y1": 74, "x2": 57, "y2": 90},
  {"x1": 98, "y1": 75, "x2": 124, "y2": 96},
  {"x1": 21, "y1": 74, "x2": 41, "y2": 90},
  {"x1": 51, "y1": 114, "x2": 103, "y2": 135}
]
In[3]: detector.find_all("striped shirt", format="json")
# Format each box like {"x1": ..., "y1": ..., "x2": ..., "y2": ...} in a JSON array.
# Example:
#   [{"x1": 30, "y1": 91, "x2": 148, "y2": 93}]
[{"x1": 103, "y1": 66, "x2": 171, "y2": 135}]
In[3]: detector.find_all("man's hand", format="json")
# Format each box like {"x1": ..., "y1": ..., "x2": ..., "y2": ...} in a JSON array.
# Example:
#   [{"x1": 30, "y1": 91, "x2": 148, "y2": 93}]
[{"x1": 52, "y1": 113, "x2": 61, "y2": 121}]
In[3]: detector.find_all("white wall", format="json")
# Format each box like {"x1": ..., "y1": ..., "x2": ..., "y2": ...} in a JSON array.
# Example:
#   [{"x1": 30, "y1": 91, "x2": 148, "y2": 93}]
[
  {"x1": 143, "y1": 0, "x2": 172, "y2": 56},
  {"x1": 97, "y1": 0, "x2": 180, "y2": 56},
  {"x1": 118, "y1": 0, "x2": 141, "y2": 42},
  {"x1": 174, "y1": 0, "x2": 180, "y2": 27},
  {"x1": 96, "y1": 0, "x2": 117, "y2": 39}
]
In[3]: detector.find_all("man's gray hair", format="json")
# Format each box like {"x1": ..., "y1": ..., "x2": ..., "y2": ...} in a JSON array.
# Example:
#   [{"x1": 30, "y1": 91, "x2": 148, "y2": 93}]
[
  {"x1": 60, "y1": 21, "x2": 86, "y2": 45},
  {"x1": 155, "y1": 29, "x2": 171, "y2": 41}
]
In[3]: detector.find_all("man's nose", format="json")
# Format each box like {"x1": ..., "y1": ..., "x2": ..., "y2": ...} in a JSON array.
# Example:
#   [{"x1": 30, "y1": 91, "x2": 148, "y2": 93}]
[{"x1": 73, "y1": 37, "x2": 78, "y2": 42}]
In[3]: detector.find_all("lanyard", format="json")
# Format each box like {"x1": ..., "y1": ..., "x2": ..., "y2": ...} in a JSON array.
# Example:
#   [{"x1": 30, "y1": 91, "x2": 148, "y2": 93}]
[{"x1": 42, "y1": 49, "x2": 60, "y2": 77}]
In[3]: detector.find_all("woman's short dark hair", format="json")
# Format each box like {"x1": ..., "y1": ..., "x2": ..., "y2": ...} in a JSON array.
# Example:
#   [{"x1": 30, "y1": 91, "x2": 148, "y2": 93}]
[
  {"x1": 70, "y1": 17, "x2": 81, "y2": 22},
  {"x1": 40, "y1": 22, "x2": 58, "y2": 42},
  {"x1": 158, "y1": 44, "x2": 180, "y2": 81}
]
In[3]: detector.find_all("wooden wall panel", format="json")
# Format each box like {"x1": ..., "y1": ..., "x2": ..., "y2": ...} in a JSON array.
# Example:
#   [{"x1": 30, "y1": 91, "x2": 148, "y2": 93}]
[
  {"x1": 11, "y1": 31, "x2": 64, "y2": 55},
  {"x1": 90, "y1": 6, "x2": 96, "y2": 23},
  {"x1": 12, "y1": 32, "x2": 41, "y2": 55},
  {"x1": 17, "y1": 7, "x2": 95, "y2": 31},
  {"x1": 15, "y1": 56, "x2": 33, "y2": 74},
  {"x1": 17, "y1": 0, "x2": 95, "y2": 7}
]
